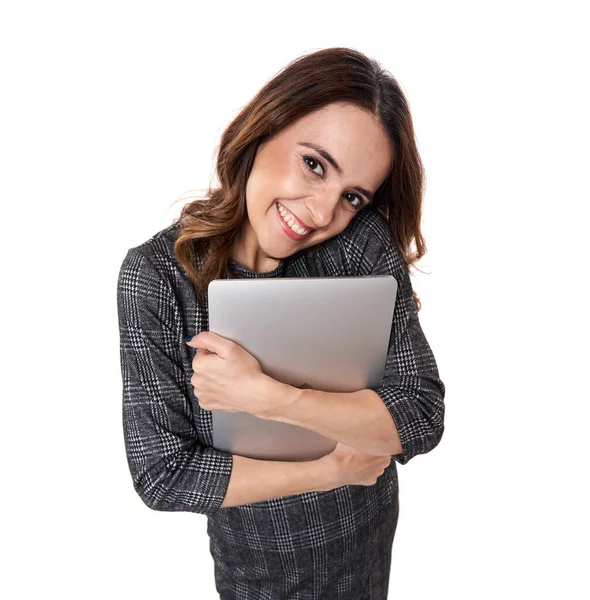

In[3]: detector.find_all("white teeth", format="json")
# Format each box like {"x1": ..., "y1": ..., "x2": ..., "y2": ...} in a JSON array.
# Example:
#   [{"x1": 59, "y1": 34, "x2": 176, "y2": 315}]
[{"x1": 277, "y1": 202, "x2": 311, "y2": 236}]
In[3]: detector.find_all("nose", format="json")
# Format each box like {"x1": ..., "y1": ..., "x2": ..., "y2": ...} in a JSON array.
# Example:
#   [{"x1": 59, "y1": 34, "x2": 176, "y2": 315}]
[{"x1": 304, "y1": 192, "x2": 340, "y2": 230}]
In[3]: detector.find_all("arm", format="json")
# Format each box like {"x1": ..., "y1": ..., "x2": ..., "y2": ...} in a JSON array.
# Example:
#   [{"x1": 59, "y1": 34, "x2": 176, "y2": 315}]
[
  {"x1": 368, "y1": 231, "x2": 446, "y2": 465},
  {"x1": 118, "y1": 248, "x2": 332, "y2": 511},
  {"x1": 220, "y1": 453, "x2": 327, "y2": 508},
  {"x1": 260, "y1": 378, "x2": 401, "y2": 457},
  {"x1": 260, "y1": 211, "x2": 445, "y2": 465},
  {"x1": 117, "y1": 248, "x2": 234, "y2": 514}
]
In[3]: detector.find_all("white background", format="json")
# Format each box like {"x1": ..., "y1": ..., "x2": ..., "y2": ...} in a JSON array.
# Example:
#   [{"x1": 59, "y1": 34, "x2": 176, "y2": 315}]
[{"x1": 2, "y1": 1, "x2": 588, "y2": 598}]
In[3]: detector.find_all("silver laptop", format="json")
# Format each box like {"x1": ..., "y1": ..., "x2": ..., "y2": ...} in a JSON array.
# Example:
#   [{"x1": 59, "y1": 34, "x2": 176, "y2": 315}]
[{"x1": 207, "y1": 276, "x2": 397, "y2": 462}]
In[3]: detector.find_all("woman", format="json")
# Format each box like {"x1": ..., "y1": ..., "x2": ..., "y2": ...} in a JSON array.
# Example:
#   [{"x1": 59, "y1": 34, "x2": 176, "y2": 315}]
[{"x1": 117, "y1": 47, "x2": 445, "y2": 600}]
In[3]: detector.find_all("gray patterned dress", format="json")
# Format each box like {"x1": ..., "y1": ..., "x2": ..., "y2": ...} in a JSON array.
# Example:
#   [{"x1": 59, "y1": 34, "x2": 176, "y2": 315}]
[{"x1": 117, "y1": 206, "x2": 445, "y2": 599}]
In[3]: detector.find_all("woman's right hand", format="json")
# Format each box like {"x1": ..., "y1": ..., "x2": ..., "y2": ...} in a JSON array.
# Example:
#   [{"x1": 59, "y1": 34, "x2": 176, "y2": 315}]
[{"x1": 316, "y1": 441, "x2": 392, "y2": 490}]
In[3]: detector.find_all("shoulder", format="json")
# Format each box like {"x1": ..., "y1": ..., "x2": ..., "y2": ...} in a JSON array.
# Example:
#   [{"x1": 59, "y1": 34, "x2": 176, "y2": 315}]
[
  {"x1": 118, "y1": 220, "x2": 187, "y2": 293},
  {"x1": 335, "y1": 206, "x2": 403, "y2": 275},
  {"x1": 122, "y1": 220, "x2": 181, "y2": 269},
  {"x1": 339, "y1": 206, "x2": 393, "y2": 245}
]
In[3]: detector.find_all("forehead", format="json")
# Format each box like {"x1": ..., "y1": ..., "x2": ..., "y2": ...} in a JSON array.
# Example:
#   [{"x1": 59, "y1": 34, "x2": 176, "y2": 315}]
[{"x1": 279, "y1": 102, "x2": 393, "y2": 186}]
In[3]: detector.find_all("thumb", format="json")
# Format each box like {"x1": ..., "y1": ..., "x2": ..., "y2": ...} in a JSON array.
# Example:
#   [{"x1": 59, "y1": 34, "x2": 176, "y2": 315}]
[
  {"x1": 184, "y1": 331, "x2": 223, "y2": 356},
  {"x1": 184, "y1": 332, "x2": 212, "y2": 351},
  {"x1": 184, "y1": 335, "x2": 204, "y2": 353}
]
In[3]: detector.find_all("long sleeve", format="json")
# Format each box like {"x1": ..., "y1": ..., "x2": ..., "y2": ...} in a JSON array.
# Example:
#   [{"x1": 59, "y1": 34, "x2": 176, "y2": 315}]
[
  {"x1": 338, "y1": 208, "x2": 446, "y2": 465},
  {"x1": 370, "y1": 237, "x2": 446, "y2": 464},
  {"x1": 117, "y1": 248, "x2": 233, "y2": 513}
]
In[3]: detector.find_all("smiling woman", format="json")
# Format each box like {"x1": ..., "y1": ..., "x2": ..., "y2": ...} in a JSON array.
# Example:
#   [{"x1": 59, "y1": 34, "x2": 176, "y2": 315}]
[
  {"x1": 117, "y1": 46, "x2": 445, "y2": 600},
  {"x1": 173, "y1": 47, "x2": 429, "y2": 312},
  {"x1": 231, "y1": 102, "x2": 393, "y2": 272}
]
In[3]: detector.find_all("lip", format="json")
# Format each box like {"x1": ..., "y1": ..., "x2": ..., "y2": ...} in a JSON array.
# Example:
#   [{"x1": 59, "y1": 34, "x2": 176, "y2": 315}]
[
  {"x1": 275, "y1": 201, "x2": 314, "y2": 241},
  {"x1": 276, "y1": 202, "x2": 316, "y2": 232}
]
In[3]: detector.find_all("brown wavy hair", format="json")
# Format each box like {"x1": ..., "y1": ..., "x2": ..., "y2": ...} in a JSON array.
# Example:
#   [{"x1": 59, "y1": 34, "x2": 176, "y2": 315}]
[{"x1": 173, "y1": 47, "x2": 429, "y2": 311}]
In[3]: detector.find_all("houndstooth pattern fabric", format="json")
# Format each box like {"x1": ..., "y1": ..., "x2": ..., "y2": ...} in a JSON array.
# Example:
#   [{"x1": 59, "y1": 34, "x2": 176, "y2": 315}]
[{"x1": 117, "y1": 206, "x2": 445, "y2": 599}]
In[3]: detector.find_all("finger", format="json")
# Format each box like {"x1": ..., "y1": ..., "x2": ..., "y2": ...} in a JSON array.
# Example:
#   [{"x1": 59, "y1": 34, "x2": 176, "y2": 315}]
[
  {"x1": 185, "y1": 331, "x2": 226, "y2": 357},
  {"x1": 192, "y1": 349, "x2": 213, "y2": 372}
]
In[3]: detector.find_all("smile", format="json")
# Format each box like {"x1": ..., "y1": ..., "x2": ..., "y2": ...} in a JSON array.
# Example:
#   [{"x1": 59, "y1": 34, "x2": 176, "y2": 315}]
[{"x1": 275, "y1": 201, "x2": 313, "y2": 238}]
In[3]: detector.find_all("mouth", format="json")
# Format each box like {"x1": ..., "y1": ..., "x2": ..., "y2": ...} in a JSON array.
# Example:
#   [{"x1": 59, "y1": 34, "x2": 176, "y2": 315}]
[{"x1": 275, "y1": 201, "x2": 315, "y2": 241}]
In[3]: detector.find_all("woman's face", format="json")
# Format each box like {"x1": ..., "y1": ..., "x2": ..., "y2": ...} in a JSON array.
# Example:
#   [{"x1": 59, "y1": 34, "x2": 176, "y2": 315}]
[{"x1": 234, "y1": 101, "x2": 394, "y2": 272}]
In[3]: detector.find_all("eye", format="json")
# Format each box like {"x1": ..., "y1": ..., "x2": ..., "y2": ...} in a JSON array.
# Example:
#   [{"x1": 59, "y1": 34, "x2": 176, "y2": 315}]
[
  {"x1": 301, "y1": 154, "x2": 367, "y2": 212},
  {"x1": 302, "y1": 154, "x2": 324, "y2": 176},
  {"x1": 343, "y1": 192, "x2": 364, "y2": 211}
]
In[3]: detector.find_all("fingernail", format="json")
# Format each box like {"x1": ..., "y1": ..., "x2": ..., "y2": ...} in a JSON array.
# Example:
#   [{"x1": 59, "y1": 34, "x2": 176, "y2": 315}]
[{"x1": 184, "y1": 335, "x2": 193, "y2": 343}]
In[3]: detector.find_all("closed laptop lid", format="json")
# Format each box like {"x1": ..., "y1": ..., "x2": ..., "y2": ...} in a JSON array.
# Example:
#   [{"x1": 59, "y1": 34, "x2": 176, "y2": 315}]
[{"x1": 207, "y1": 275, "x2": 397, "y2": 461}]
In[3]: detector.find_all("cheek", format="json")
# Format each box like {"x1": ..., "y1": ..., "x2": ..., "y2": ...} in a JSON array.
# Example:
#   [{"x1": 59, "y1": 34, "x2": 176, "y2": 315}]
[
  {"x1": 247, "y1": 169, "x2": 293, "y2": 207},
  {"x1": 271, "y1": 168, "x2": 300, "y2": 199},
  {"x1": 245, "y1": 172, "x2": 269, "y2": 211},
  {"x1": 266, "y1": 153, "x2": 304, "y2": 198}
]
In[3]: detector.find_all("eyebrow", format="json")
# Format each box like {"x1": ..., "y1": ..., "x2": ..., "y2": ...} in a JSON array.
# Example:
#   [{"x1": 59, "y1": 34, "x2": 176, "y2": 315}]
[{"x1": 297, "y1": 141, "x2": 374, "y2": 203}]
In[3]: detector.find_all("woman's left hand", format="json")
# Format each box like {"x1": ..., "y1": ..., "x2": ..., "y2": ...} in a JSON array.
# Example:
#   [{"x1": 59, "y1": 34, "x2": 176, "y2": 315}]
[{"x1": 185, "y1": 331, "x2": 274, "y2": 417}]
